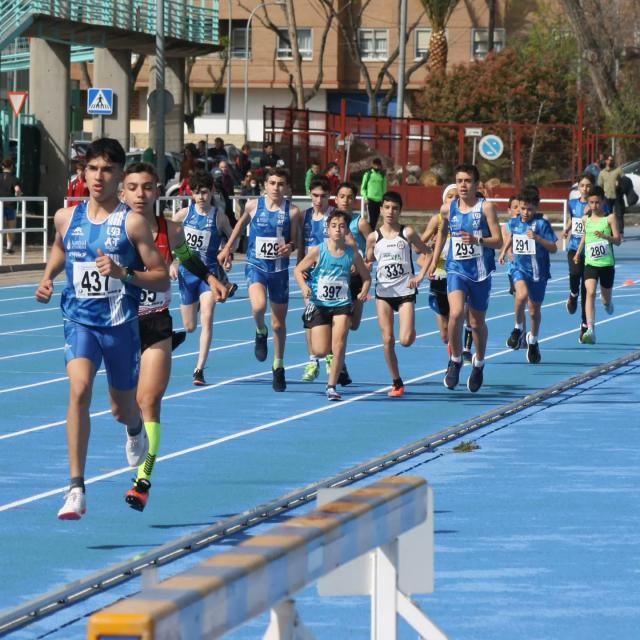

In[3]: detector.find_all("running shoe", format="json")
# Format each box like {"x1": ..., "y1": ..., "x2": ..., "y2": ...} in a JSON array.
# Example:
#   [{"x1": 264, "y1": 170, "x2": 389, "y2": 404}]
[
  {"x1": 526, "y1": 334, "x2": 541, "y2": 364},
  {"x1": 579, "y1": 323, "x2": 588, "y2": 343},
  {"x1": 171, "y1": 330, "x2": 186, "y2": 351},
  {"x1": 580, "y1": 327, "x2": 596, "y2": 344},
  {"x1": 193, "y1": 368, "x2": 206, "y2": 386},
  {"x1": 506, "y1": 327, "x2": 523, "y2": 350},
  {"x1": 227, "y1": 283, "x2": 238, "y2": 298},
  {"x1": 467, "y1": 357, "x2": 484, "y2": 393},
  {"x1": 603, "y1": 300, "x2": 614, "y2": 315},
  {"x1": 301, "y1": 361, "x2": 320, "y2": 382},
  {"x1": 566, "y1": 294, "x2": 578, "y2": 315},
  {"x1": 326, "y1": 386, "x2": 342, "y2": 401},
  {"x1": 388, "y1": 384, "x2": 405, "y2": 398},
  {"x1": 125, "y1": 427, "x2": 149, "y2": 467},
  {"x1": 255, "y1": 329, "x2": 268, "y2": 362},
  {"x1": 338, "y1": 363, "x2": 352, "y2": 386},
  {"x1": 57, "y1": 487, "x2": 86, "y2": 520},
  {"x1": 325, "y1": 354, "x2": 333, "y2": 375},
  {"x1": 125, "y1": 478, "x2": 151, "y2": 512},
  {"x1": 444, "y1": 359, "x2": 462, "y2": 390},
  {"x1": 272, "y1": 366, "x2": 286, "y2": 392}
]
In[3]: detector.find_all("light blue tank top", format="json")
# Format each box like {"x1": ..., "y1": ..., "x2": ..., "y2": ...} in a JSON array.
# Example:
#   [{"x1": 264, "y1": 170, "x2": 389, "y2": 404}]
[
  {"x1": 61, "y1": 202, "x2": 142, "y2": 327},
  {"x1": 445, "y1": 197, "x2": 495, "y2": 281},
  {"x1": 311, "y1": 242, "x2": 354, "y2": 308},
  {"x1": 349, "y1": 212, "x2": 367, "y2": 255},
  {"x1": 247, "y1": 196, "x2": 291, "y2": 273},
  {"x1": 181, "y1": 202, "x2": 222, "y2": 270}
]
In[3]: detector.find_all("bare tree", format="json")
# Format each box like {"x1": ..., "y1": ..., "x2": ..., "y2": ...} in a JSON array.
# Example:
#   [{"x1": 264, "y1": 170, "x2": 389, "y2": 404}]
[{"x1": 319, "y1": 0, "x2": 430, "y2": 116}]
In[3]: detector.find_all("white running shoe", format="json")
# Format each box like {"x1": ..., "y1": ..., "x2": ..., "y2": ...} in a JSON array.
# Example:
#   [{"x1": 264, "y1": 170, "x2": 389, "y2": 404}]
[
  {"x1": 125, "y1": 427, "x2": 149, "y2": 467},
  {"x1": 57, "y1": 487, "x2": 86, "y2": 520}
]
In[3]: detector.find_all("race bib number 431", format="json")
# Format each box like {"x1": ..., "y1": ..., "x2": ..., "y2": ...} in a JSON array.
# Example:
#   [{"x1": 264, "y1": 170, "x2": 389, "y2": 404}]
[
  {"x1": 255, "y1": 236, "x2": 280, "y2": 260},
  {"x1": 73, "y1": 262, "x2": 123, "y2": 299},
  {"x1": 452, "y1": 236, "x2": 481, "y2": 260}
]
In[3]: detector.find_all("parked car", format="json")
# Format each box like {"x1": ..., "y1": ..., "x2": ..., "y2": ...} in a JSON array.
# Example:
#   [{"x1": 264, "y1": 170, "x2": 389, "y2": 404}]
[
  {"x1": 125, "y1": 150, "x2": 181, "y2": 186},
  {"x1": 569, "y1": 158, "x2": 640, "y2": 212}
]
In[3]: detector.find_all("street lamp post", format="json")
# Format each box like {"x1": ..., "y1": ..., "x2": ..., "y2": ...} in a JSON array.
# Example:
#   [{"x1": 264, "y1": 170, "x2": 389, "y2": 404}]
[{"x1": 243, "y1": 0, "x2": 285, "y2": 141}]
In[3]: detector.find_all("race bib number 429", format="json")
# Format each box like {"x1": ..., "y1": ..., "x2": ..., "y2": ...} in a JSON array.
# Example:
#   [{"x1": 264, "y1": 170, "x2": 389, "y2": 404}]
[
  {"x1": 255, "y1": 236, "x2": 280, "y2": 260},
  {"x1": 73, "y1": 262, "x2": 123, "y2": 299},
  {"x1": 452, "y1": 236, "x2": 481, "y2": 260}
]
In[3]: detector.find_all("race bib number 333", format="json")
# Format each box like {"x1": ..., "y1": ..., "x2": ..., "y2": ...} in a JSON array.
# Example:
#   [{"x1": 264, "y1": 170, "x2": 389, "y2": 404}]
[{"x1": 73, "y1": 262, "x2": 123, "y2": 299}]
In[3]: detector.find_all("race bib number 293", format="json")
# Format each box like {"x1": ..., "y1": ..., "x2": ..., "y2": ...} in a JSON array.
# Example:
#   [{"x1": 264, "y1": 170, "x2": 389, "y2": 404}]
[{"x1": 452, "y1": 236, "x2": 481, "y2": 260}]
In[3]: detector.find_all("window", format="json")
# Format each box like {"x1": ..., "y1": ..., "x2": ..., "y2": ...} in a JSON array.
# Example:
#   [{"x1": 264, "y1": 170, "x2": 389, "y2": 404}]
[
  {"x1": 194, "y1": 92, "x2": 225, "y2": 115},
  {"x1": 358, "y1": 29, "x2": 388, "y2": 60},
  {"x1": 218, "y1": 20, "x2": 250, "y2": 58},
  {"x1": 276, "y1": 28, "x2": 313, "y2": 60},
  {"x1": 415, "y1": 28, "x2": 432, "y2": 60},
  {"x1": 472, "y1": 28, "x2": 505, "y2": 59}
]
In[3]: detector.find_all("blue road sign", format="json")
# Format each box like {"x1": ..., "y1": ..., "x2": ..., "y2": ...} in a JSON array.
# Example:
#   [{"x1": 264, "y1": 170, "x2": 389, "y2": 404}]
[
  {"x1": 478, "y1": 134, "x2": 504, "y2": 161},
  {"x1": 87, "y1": 88, "x2": 113, "y2": 115}
]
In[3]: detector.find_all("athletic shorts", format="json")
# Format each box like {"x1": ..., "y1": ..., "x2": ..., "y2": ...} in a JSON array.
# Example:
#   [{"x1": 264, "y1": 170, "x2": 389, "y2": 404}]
[
  {"x1": 245, "y1": 263, "x2": 289, "y2": 305},
  {"x1": 2, "y1": 207, "x2": 16, "y2": 222},
  {"x1": 447, "y1": 273, "x2": 492, "y2": 312},
  {"x1": 511, "y1": 269, "x2": 548, "y2": 303},
  {"x1": 178, "y1": 264, "x2": 227, "y2": 306},
  {"x1": 429, "y1": 277, "x2": 449, "y2": 316},
  {"x1": 139, "y1": 308, "x2": 173, "y2": 352},
  {"x1": 376, "y1": 293, "x2": 417, "y2": 313},
  {"x1": 63, "y1": 319, "x2": 140, "y2": 391},
  {"x1": 584, "y1": 264, "x2": 615, "y2": 288},
  {"x1": 350, "y1": 272, "x2": 363, "y2": 300},
  {"x1": 302, "y1": 302, "x2": 351, "y2": 329}
]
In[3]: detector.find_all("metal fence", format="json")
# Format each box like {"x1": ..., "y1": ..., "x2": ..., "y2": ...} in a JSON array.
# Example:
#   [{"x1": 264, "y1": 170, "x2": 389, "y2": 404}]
[{"x1": 0, "y1": 197, "x2": 48, "y2": 265}]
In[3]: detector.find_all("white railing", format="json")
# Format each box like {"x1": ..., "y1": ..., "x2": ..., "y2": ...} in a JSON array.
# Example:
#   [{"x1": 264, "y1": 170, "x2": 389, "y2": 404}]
[
  {"x1": 87, "y1": 475, "x2": 445, "y2": 640},
  {"x1": 0, "y1": 197, "x2": 48, "y2": 266}
]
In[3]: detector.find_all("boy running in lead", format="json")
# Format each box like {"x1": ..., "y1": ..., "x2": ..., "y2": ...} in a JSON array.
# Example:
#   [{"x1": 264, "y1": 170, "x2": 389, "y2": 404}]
[
  {"x1": 121, "y1": 163, "x2": 228, "y2": 511},
  {"x1": 498, "y1": 188, "x2": 558, "y2": 363},
  {"x1": 429, "y1": 164, "x2": 503, "y2": 393},
  {"x1": 172, "y1": 170, "x2": 238, "y2": 386},
  {"x1": 35, "y1": 139, "x2": 170, "y2": 520},
  {"x1": 295, "y1": 210, "x2": 371, "y2": 401},
  {"x1": 574, "y1": 185, "x2": 621, "y2": 344},
  {"x1": 366, "y1": 192, "x2": 430, "y2": 397},
  {"x1": 218, "y1": 167, "x2": 303, "y2": 391}
]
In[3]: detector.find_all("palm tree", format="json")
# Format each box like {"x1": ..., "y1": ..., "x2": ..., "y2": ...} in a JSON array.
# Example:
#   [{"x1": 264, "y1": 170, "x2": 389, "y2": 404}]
[{"x1": 420, "y1": 0, "x2": 460, "y2": 74}]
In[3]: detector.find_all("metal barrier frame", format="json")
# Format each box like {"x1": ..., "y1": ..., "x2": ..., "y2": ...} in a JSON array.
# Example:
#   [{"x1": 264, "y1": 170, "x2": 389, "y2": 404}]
[{"x1": 0, "y1": 197, "x2": 48, "y2": 266}]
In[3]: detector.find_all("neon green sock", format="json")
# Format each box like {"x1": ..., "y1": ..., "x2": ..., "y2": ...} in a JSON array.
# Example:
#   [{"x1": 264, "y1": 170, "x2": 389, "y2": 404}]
[
  {"x1": 273, "y1": 358, "x2": 284, "y2": 370},
  {"x1": 137, "y1": 421, "x2": 161, "y2": 482}
]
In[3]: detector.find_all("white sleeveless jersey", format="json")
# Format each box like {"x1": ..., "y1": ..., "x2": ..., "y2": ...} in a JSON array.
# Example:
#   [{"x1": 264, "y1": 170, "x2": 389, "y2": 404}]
[{"x1": 374, "y1": 227, "x2": 415, "y2": 298}]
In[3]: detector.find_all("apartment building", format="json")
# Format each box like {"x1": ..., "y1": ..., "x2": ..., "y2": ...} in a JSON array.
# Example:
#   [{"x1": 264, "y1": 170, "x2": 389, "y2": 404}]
[{"x1": 122, "y1": 0, "x2": 513, "y2": 142}]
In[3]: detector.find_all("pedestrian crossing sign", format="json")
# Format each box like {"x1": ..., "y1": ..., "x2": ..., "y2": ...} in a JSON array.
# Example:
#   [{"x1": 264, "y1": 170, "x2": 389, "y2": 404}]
[{"x1": 87, "y1": 88, "x2": 113, "y2": 115}]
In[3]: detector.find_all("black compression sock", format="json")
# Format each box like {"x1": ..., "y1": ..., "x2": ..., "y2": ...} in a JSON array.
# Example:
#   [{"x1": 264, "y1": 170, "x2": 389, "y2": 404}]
[
  {"x1": 126, "y1": 420, "x2": 143, "y2": 437},
  {"x1": 70, "y1": 476, "x2": 85, "y2": 492}
]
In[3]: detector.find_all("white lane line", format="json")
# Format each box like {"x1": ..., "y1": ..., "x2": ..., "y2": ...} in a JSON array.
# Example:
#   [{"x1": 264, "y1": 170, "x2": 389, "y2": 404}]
[
  {"x1": 0, "y1": 324, "x2": 61, "y2": 336},
  {"x1": 0, "y1": 347, "x2": 64, "y2": 361},
  {"x1": 1, "y1": 308, "x2": 639, "y2": 513}
]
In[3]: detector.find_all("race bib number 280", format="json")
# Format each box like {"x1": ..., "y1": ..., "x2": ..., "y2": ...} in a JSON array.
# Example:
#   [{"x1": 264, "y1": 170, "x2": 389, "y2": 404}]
[
  {"x1": 73, "y1": 262, "x2": 123, "y2": 299},
  {"x1": 587, "y1": 240, "x2": 611, "y2": 260}
]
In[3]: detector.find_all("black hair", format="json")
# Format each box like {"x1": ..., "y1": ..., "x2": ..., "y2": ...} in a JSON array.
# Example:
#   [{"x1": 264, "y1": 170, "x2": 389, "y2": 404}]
[
  {"x1": 336, "y1": 181, "x2": 358, "y2": 196},
  {"x1": 521, "y1": 185, "x2": 540, "y2": 206},
  {"x1": 85, "y1": 138, "x2": 126, "y2": 168},
  {"x1": 124, "y1": 162, "x2": 159, "y2": 181},
  {"x1": 382, "y1": 190, "x2": 403, "y2": 209},
  {"x1": 372, "y1": 157, "x2": 382, "y2": 165},
  {"x1": 454, "y1": 163, "x2": 480, "y2": 183},
  {"x1": 508, "y1": 194, "x2": 520, "y2": 206},
  {"x1": 587, "y1": 185, "x2": 605, "y2": 200},
  {"x1": 576, "y1": 173, "x2": 594, "y2": 184},
  {"x1": 309, "y1": 177, "x2": 331, "y2": 193},
  {"x1": 189, "y1": 169, "x2": 214, "y2": 192},
  {"x1": 265, "y1": 167, "x2": 289, "y2": 183},
  {"x1": 327, "y1": 209, "x2": 352, "y2": 226}
]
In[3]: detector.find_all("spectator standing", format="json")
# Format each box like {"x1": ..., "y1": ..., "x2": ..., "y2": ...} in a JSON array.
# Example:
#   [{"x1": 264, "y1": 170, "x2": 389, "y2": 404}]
[
  {"x1": 207, "y1": 137, "x2": 228, "y2": 164},
  {"x1": 597, "y1": 155, "x2": 624, "y2": 235},
  {"x1": 305, "y1": 161, "x2": 321, "y2": 194},
  {"x1": 260, "y1": 142, "x2": 281, "y2": 170},
  {"x1": 216, "y1": 160, "x2": 237, "y2": 227},
  {"x1": 236, "y1": 143, "x2": 252, "y2": 180},
  {"x1": 324, "y1": 161, "x2": 340, "y2": 195},
  {"x1": 361, "y1": 157, "x2": 387, "y2": 229},
  {"x1": 584, "y1": 153, "x2": 605, "y2": 182},
  {"x1": 0, "y1": 158, "x2": 22, "y2": 253},
  {"x1": 66, "y1": 160, "x2": 90, "y2": 207},
  {"x1": 197, "y1": 139, "x2": 208, "y2": 159},
  {"x1": 239, "y1": 170, "x2": 260, "y2": 213}
]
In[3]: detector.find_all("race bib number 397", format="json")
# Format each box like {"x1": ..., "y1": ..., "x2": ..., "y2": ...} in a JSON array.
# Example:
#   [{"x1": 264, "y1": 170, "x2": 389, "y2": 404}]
[
  {"x1": 255, "y1": 236, "x2": 280, "y2": 260},
  {"x1": 73, "y1": 262, "x2": 123, "y2": 299},
  {"x1": 452, "y1": 236, "x2": 481, "y2": 260},
  {"x1": 316, "y1": 277, "x2": 349, "y2": 302}
]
